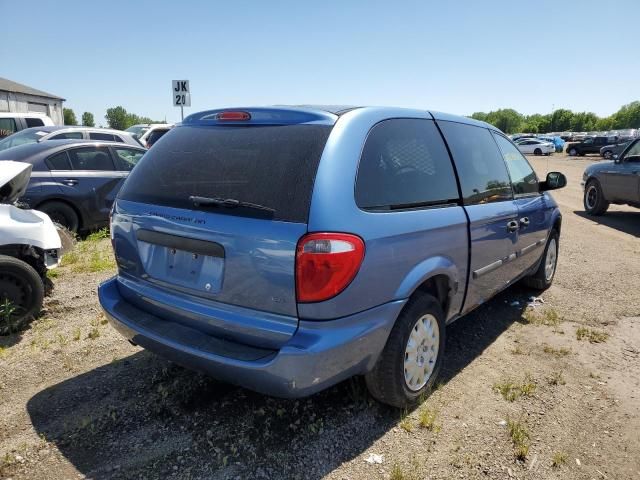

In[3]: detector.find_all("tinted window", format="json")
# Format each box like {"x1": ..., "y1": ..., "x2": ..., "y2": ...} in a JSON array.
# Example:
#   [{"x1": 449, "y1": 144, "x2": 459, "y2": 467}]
[
  {"x1": 47, "y1": 151, "x2": 72, "y2": 170},
  {"x1": 493, "y1": 133, "x2": 539, "y2": 195},
  {"x1": 438, "y1": 121, "x2": 512, "y2": 205},
  {"x1": 89, "y1": 132, "x2": 116, "y2": 141},
  {"x1": 355, "y1": 119, "x2": 459, "y2": 209},
  {"x1": 113, "y1": 147, "x2": 145, "y2": 171},
  {"x1": 51, "y1": 132, "x2": 84, "y2": 140},
  {"x1": 118, "y1": 125, "x2": 332, "y2": 222},
  {"x1": 146, "y1": 129, "x2": 169, "y2": 146},
  {"x1": 25, "y1": 117, "x2": 45, "y2": 127},
  {"x1": 68, "y1": 147, "x2": 115, "y2": 171},
  {"x1": 0, "y1": 118, "x2": 17, "y2": 138},
  {"x1": 622, "y1": 140, "x2": 640, "y2": 161}
]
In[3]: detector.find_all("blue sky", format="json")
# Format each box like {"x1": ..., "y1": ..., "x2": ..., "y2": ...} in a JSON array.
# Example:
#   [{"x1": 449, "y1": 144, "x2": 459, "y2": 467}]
[{"x1": 2, "y1": 0, "x2": 638, "y2": 125}]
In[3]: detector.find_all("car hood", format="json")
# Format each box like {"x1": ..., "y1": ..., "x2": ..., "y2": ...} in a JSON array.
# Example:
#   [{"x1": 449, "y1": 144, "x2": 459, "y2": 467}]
[
  {"x1": 0, "y1": 161, "x2": 32, "y2": 204},
  {"x1": 585, "y1": 160, "x2": 614, "y2": 176}
]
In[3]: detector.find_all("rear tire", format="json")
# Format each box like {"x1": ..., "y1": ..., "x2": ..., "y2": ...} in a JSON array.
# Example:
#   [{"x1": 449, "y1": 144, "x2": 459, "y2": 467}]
[
  {"x1": 0, "y1": 255, "x2": 44, "y2": 335},
  {"x1": 523, "y1": 230, "x2": 559, "y2": 291},
  {"x1": 603, "y1": 150, "x2": 613, "y2": 159},
  {"x1": 365, "y1": 294, "x2": 445, "y2": 408},
  {"x1": 568, "y1": 148, "x2": 577, "y2": 156},
  {"x1": 39, "y1": 201, "x2": 79, "y2": 233},
  {"x1": 584, "y1": 179, "x2": 609, "y2": 216}
]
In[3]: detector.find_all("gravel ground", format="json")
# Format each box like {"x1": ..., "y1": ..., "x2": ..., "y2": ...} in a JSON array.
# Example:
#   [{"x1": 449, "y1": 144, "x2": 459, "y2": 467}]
[{"x1": 1, "y1": 154, "x2": 638, "y2": 480}]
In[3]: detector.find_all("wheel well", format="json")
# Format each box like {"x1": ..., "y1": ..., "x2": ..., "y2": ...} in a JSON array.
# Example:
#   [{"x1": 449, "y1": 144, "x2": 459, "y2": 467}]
[
  {"x1": 552, "y1": 216, "x2": 562, "y2": 235},
  {"x1": 412, "y1": 274, "x2": 450, "y2": 316},
  {"x1": 35, "y1": 198, "x2": 83, "y2": 229}
]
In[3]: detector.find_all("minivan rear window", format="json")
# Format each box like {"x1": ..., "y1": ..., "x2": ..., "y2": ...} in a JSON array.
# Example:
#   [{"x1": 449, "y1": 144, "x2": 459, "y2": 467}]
[{"x1": 118, "y1": 124, "x2": 332, "y2": 223}]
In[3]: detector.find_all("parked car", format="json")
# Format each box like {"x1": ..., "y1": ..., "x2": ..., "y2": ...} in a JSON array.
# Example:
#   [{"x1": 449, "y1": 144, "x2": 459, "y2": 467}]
[
  {"x1": 515, "y1": 138, "x2": 555, "y2": 155},
  {"x1": 537, "y1": 136, "x2": 565, "y2": 153},
  {"x1": 125, "y1": 123, "x2": 174, "y2": 147},
  {"x1": 565, "y1": 136, "x2": 613, "y2": 156},
  {"x1": 98, "y1": 106, "x2": 565, "y2": 407},
  {"x1": 583, "y1": 138, "x2": 640, "y2": 215},
  {"x1": 0, "y1": 113, "x2": 54, "y2": 140},
  {"x1": 0, "y1": 140, "x2": 146, "y2": 232},
  {"x1": 0, "y1": 161, "x2": 61, "y2": 332},
  {"x1": 600, "y1": 140, "x2": 631, "y2": 159},
  {"x1": 0, "y1": 126, "x2": 140, "y2": 152}
]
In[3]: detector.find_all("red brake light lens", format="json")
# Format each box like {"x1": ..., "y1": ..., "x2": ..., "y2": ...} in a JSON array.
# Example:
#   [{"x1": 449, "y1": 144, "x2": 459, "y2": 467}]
[
  {"x1": 296, "y1": 233, "x2": 365, "y2": 303},
  {"x1": 216, "y1": 111, "x2": 251, "y2": 121}
]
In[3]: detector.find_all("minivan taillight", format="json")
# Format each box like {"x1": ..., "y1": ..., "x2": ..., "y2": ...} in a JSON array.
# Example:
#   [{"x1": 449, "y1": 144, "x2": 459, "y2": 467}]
[{"x1": 296, "y1": 233, "x2": 365, "y2": 303}]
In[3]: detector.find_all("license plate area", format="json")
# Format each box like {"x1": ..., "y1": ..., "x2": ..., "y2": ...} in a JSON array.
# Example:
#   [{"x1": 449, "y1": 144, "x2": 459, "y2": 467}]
[{"x1": 135, "y1": 230, "x2": 224, "y2": 294}]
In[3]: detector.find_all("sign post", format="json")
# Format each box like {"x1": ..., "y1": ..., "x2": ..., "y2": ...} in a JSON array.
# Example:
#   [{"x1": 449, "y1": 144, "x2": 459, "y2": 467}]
[{"x1": 172, "y1": 80, "x2": 191, "y2": 121}]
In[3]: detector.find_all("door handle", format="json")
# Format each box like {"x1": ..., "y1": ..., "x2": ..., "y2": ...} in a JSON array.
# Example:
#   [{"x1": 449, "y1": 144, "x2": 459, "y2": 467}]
[
  {"x1": 519, "y1": 217, "x2": 530, "y2": 227},
  {"x1": 63, "y1": 179, "x2": 78, "y2": 186},
  {"x1": 506, "y1": 220, "x2": 519, "y2": 233}
]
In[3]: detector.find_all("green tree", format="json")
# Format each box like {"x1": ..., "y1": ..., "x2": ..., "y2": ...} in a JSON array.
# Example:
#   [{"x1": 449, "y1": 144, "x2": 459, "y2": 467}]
[
  {"x1": 81, "y1": 112, "x2": 95, "y2": 127},
  {"x1": 63, "y1": 108, "x2": 77, "y2": 125},
  {"x1": 105, "y1": 106, "x2": 129, "y2": 130},
  {"x1": 484, "y1": 109, "x2": 523, "y2": 134},
  {"x1": 470, "y1": 112, "x2": 488, "y2": 122},
  {"x1": 611, "y1": 101, "x2": 640, "y2": 129},
  {"x1": 105, "y1": 106, "x2": 163, "y2": 130},
  {"x1": 549, "y1": 109, "x2": 574, "y2": 132}
]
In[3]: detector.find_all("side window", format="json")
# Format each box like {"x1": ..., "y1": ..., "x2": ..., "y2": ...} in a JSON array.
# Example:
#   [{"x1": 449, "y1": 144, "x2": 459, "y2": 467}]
[
  {"x1": 89, "y1": 132, "x2": 116, "y2": 141},
  {"x1": 47, "y1": 151, "x2": 72, "y2": 170},
  {"x1": 622, "y1": 140, "x2": 640, "y2": 162},
  {"x1": 146, "y1": 129, "x2": 169, "y2": 147},
  {"x1": 438, "y1": 121, "x2": 513, "y2": 205},
  {"x1": 0, "y1": 118, "x2": 17, "y2": 138},
  {"x1": 492, "y1": 133, "x2": 539, "y2": 195},
  {"x1": 584, "y1": 138, "x2": 593, "y2": 145},
  {"x1": 113, "y1": 147, "x2": 145, "y2": 171},
  {"x1": 51, "y1": 132, "x2": 84, "y2": 140},
  {"x1": 355, "y1": 119, "x2": 460, "y2": 209},
  {"x1": 25, "y1": 117, "x2": 45, "y2": 128},
  {"x1": 67, "y1": 147, "x2": 115, "y2": 171}
]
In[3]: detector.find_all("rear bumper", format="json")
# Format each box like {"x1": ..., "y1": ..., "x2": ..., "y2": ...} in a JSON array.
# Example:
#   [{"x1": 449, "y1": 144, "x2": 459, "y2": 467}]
[{"x1": 98, "y1": 276, "x2": 406, "y2": 398}]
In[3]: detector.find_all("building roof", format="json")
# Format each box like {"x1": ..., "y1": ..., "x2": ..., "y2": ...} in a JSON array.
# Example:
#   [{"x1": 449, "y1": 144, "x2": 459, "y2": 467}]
[{"x1": 0, "y1": 77, "x2": 65, "y2": 101}]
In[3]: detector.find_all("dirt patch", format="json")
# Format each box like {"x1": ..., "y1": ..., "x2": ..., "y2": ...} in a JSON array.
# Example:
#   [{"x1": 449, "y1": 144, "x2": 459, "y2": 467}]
[{"x1": 1, "y1": 154, "x2": 638, "y2": 479}]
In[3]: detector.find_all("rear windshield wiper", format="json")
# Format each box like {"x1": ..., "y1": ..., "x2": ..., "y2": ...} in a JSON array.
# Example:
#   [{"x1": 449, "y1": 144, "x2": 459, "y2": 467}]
[{"x1": 189, "y1": 196, "x2": 275, "y2": 214}]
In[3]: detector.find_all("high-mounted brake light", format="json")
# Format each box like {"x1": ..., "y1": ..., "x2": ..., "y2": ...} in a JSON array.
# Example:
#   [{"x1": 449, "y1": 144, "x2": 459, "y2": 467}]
[
  {"x1": 296, "y1": 233, "x2": 365, "y2": 303},
  {"x1": 216, "y1": 111, "x2": 251, "y2": 121}
]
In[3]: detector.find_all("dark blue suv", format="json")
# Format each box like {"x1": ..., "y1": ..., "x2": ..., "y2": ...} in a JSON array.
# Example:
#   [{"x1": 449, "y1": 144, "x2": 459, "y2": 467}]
[{"x1": 98, "y1": 106, "x2": 566, "y2": 407}]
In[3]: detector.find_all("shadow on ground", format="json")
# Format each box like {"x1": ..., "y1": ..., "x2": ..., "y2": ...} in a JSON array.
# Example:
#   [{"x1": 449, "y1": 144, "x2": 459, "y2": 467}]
[
  {"x1": 27, "y1": 287, "x2": 532, "y2": 479},
  {"x1": 574, "y1": 210, "x2": 640, "y2": 237}
]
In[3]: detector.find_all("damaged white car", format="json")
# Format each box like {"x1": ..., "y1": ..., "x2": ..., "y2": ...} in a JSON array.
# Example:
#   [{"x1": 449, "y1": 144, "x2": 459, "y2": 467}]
[{"x1": 1, "y1": 161, "x2": 62, "y2": 333}]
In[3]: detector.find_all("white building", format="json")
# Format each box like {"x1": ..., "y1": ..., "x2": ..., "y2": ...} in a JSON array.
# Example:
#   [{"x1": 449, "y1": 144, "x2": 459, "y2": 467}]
[{"x1": 0, "y1": 77, "x2": 65, "y2": 125}]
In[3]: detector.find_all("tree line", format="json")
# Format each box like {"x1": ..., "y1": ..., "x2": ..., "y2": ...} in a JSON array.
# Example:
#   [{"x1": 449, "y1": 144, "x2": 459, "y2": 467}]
[
  {"x1": 62, "y1": 106, "x2": 164, "y2": 130},
  {"x1": 470, "y1": 101, "x2": 640, "y2": 134}
]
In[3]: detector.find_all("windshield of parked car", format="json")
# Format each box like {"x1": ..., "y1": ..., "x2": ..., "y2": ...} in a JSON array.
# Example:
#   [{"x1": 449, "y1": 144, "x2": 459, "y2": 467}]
[
  {"x1": 125, "y1": 126, "x2": 150, "y2": 138},
  {"x1": 0, "y1": 129, "x2": 48, "y2": 151}
]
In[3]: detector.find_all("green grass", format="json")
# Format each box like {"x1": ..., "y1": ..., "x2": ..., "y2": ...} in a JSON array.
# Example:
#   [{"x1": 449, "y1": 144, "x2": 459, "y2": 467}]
[
  {"x1": 507, "y1": 418, "x2": 530, "y2": 461},
  {"x1": 521, "y1": 307, "x2": 562, "y2": 328},
  {"x1": 493, "y1": 374, "x2": 537, "y2": 402},
  {"x1": 60, "y1": 235, "x2": 115, "y2": 274},
  {"x1": 547, "y1": 371, "x2": 566, "y2": 386},
  {"x1": 46, "y1": 268, "x2": 60, "y2": 279},
  {"x1": 418, "y1": 408, "x2": 439, "y2": 431},
  {"x1": 576, "y1": 327, "x2": 609, "y2": 343},
  {"x1": 552, "y1": 451, "x2": 568, "y2": 468},
  {"x1": 399, "y1": 410, "x2": 414, "y2": 432},
  {"x1": 542, "y1": 344, "x2": 571, "y2": 356}
]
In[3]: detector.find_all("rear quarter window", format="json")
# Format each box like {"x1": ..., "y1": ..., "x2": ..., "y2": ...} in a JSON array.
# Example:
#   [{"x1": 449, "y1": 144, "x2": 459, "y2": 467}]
[
  {"x1": 438, "y1": 121, "x2": 513, "y2": 205},
  {"x1": 355, "y1": 119, "x2": 459, "y2": 209},
  {"x1": 118, "y1": 124, "x2": 332, "y2": 222},
  {"x1": 25, "y1": 117, "x2": 45, "y2": 127}
]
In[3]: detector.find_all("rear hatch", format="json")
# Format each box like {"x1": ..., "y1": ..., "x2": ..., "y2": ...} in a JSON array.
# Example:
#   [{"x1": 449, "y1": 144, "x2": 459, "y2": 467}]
[{"x1": 111, "y1": 108, "x2": 335, "y2": 348}]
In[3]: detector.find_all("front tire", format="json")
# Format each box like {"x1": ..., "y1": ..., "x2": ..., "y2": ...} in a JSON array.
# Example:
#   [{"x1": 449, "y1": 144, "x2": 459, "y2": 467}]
[
  {"x1": 584, "y1": 179, "x2": 609, "y2": 216},
  {"x1": 534, "y1": 148, "x2": 542, "y2": 155},
  {"x1": 523, "y1": 230, "x2": 559, "y2": 290},
  {"x1": 365, "y1": 294, "x2": 445, "y2": 408},
  {"x1": 603, "y1": 150, "x2": 613, "y2": 159},
  {"x1": 0, "y1": 255, "x2": 44, "y2": 335}
]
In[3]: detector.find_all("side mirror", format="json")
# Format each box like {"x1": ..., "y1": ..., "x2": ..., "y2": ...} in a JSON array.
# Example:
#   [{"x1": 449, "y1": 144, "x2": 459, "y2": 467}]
[
  {"x1": 613, "y1": 154, "x2": 620, "y2": 163},
  {"x1": 541, "y1": 171, "x2": 567, "y2": 191}
]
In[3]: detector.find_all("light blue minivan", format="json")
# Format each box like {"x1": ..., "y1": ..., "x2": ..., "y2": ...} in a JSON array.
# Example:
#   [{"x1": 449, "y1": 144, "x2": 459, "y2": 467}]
[{"x1": 98, "y1": 106, "x2": 566, "y2": 407}]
